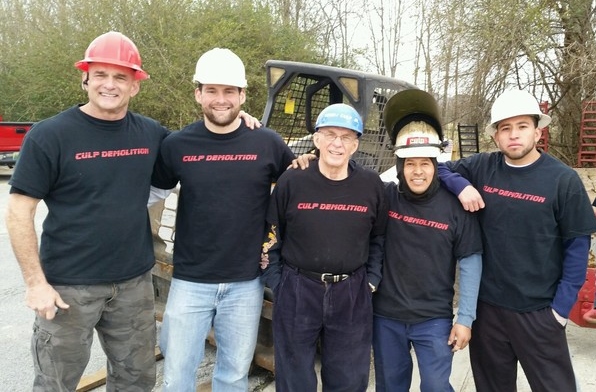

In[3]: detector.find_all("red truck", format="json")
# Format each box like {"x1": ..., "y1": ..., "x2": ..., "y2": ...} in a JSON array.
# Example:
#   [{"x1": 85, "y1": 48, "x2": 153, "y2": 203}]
[{"x1": 0, "y1": 115, "x2": 33, "y2": 168}]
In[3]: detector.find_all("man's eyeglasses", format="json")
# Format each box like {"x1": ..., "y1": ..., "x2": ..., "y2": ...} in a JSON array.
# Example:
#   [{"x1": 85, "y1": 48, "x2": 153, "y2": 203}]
[{"x1": 318, "y1": 131, "x2": 357, "y2": 145}]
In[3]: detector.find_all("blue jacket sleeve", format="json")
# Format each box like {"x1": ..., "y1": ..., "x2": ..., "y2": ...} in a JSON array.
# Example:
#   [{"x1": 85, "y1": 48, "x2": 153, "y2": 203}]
[
  {"x1": 456, "y1": 253, "x2": 482, "y2": 328},
  {"x1": 551, "y1": 235, "x2": 590, "y2": 318},
  {"x1": 437, "y1": 163, "x2": 472, "y2": 196}
]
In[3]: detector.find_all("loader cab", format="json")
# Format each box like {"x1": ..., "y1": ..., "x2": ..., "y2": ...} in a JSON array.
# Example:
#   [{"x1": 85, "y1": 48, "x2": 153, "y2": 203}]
[{"x1": 262, "y1": 60, "x2": 417, "y2": 174}]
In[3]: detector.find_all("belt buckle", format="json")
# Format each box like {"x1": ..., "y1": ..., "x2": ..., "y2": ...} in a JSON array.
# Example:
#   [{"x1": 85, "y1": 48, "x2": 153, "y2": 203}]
[
  {"x1": 321, "y1": 273, "x2": 349, "y2": 283},
  {"x1": 321, "y1": 273, "x2": 333, "y2": 283}
]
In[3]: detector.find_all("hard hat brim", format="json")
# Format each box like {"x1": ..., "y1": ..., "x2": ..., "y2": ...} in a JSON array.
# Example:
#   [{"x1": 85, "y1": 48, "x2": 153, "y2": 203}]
[
  {"x1": 74, "y1": 59, "x2": 149, "y2": 80},
  {"x1": 485, "y1": 113, "x2": 551, "y2": 137},
  {"x1": 395, "y1": 146, "x2": 441, "y2": 158}
]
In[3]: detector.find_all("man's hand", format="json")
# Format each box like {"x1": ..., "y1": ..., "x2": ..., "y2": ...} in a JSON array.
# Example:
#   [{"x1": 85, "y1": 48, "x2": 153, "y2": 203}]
[
  {"x1": 239, "y1": 110, "x2": 262, "y2": 129},
  {"x1": 288, "y1": 153, "x2": 317, "y2": 170},
  {"x1": 583, "y1": 308, "x2": 596, "y2": 324},
  {"x1": 26, "y1": 282, "x2": 69, "y2": 320},
  {"x1": 448, "y1": 323, "x2": 471, "y2": 352},
  {"x1": 458, "y1": 185, "x2": 485, "y2": 212}
]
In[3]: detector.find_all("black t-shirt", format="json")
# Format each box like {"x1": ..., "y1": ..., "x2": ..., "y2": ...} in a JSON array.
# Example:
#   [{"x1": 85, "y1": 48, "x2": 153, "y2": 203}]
[
  {"x1": 373, "y1": 184, "x2": 482, "y2": 323},
  {"x1": 151, "y1": 121, "x2": 295, "y2": 283},
  {"x1": 445, "y1": 152, "x2": 596, "y2": 311},
  {"x1": 10, "y1": 106, "x2": 168, "y2": 284},
  {"x1": 266, "y1": 160, "x2": 388, "y2": 274}
]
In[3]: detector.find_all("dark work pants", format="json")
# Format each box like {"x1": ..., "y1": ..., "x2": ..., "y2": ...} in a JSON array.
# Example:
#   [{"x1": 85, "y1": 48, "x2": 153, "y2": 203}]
[
  {"x1": 469, "y1": 301, "x2": 576, "y2": 392},
  {"x1": 272, "y1": 265, "x2": 372, "y2": 392}
]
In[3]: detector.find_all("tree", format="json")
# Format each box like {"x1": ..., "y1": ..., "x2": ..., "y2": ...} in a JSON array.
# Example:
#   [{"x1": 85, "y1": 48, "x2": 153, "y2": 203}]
[
  {"x1": 422, "y1": 0, "x2": 596, "y2": 165},
  {"x1": 0, "y1": 0, "x2": 321, "y2": 128}
]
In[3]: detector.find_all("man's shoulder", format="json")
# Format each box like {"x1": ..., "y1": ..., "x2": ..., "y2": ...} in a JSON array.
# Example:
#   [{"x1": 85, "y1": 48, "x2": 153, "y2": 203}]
[
  {"x1": 25, "y1": 106, "x2": 80, "y2": 138},
  {"x1": 436, "y1": 186, "x2": 468, "y2": 208},
  {"x1": 352, "y1": 161, "x2": 383, "y2": 183},
  {"x1": 245, "y1": 125, "x2": 285, "y2": 142},
  {"x1": 127, "y1": 111, "x2": 168, "y2": 131},
  {"x1": 539, "y1": 152, "x2": 575, "y2": 172}
]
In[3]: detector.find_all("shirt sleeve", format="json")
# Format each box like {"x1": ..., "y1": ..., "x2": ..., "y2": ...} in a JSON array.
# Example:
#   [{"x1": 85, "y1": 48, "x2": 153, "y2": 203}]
[
  {"x1": 151, "y1": 142, "x2": 179, "y2": 189},
  {"x1": 260, "y1": 185, "x2": 286, "y2": 291},
  {"x1": 366, "y1": 234, "x2": 385, "y2": 288},
  {"x1": 147, "y1": 186, "x2": 173, "y2": 207},
  {"x1": 438, "y1": 163, "x2": 472, "y2": 196},
  {"x1": 551, "y1": 235, "x2": 591, "y2": 318},
  {"x1": 456, "y1": 253, "x2": 482, "y2": 328}
]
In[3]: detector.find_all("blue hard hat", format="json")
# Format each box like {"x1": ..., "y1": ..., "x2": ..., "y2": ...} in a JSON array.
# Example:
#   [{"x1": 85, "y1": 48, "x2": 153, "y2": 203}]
[{"x1": 315, "y1": 104, "x2": 363, "y2": 136}]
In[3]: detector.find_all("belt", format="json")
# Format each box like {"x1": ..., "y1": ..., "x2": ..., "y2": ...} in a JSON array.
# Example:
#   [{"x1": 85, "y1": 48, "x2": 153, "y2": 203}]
[{"x1": 287, "y1": 264, "x2": 351, "y2": 283}]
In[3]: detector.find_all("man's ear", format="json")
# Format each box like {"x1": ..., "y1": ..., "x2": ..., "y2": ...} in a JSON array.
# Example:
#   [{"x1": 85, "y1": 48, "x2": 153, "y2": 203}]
[
  {"x1": 348, "y1": 138, "x2": 360, "y2": 156},
  {"x1": 240, "y1": 88, "x2": 246, "y2": 105},
  {"x1": 195, "y1": 87, "x2": 202, "y2": 105},
  {"x1": 129, "y1": 80, "x2": 141, "y2": 98},
  {"x1": 534, "y1": 127, "x2": 543, "y2": 143},
  {"x1": 81, "y1": 73, "x2": 89, "y2": 90},
  {"x1": 313, "y1": 132, "x2": 321, "y2": 150}
]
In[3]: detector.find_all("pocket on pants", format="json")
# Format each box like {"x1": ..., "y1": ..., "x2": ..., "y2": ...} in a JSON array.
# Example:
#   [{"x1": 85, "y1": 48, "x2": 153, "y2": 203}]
[{"x1": 32, "y1": 325, "x2": 57, "y2": 378}]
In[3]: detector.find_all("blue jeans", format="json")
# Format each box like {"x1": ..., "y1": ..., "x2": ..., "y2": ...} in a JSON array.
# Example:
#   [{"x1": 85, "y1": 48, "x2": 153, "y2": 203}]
[
  {"x1": 373, "y1": 316, "x2": 454, "y2": 392},
  {"x1": 160, "y1": 277, "x2": 263, "y2": 392}
]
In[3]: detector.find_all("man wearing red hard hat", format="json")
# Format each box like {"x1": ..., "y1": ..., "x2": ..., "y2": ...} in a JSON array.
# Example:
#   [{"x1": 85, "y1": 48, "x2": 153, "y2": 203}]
[
  {"x1": 6, "y1": 31, "x2": 167, "y2": 391},
  {"x1": 6, "y1": 31, "x2": 262, "y2": 391}
]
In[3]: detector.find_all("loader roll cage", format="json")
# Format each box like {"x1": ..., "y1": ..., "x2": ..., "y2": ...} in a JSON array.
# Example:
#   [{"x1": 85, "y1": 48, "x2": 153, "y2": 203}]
[{"x1": 263, "y1": 60, "x2": 417, "y2": 174}]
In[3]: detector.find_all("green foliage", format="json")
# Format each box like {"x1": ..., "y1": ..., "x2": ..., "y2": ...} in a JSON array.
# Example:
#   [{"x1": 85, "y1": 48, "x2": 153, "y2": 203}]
[{"x1": 0, "y1": 0, "x2": 321, "y2": 127}]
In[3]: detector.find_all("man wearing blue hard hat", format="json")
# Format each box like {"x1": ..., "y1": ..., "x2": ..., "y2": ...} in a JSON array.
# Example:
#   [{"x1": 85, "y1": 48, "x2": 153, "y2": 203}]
[{"x1": 261, "y1": 103, "x2": 388, "y2": 391}]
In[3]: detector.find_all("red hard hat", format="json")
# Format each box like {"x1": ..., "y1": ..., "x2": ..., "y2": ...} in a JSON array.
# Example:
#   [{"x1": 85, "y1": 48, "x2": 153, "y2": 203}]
[{"x1": 74, "y1": 32, "x2": 149, "y2": 80}]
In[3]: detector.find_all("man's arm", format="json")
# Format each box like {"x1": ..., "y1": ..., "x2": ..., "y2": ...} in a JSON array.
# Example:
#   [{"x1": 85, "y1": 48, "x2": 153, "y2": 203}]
[
  {"x1": 147, "y1": 185, "x2": 173, "y2": 207},
  {"x1": 583, "y1": 197, "x2": 596, "y2": 323},
  {"x1": 289, "y1": 153, "x2": 317, "y2": 170},
  {"x1": 437, "y1": 163, "x2": 485, "y2": 212},
  {"x1": 551, "y1": 236, "x2": 590, "y2": 321},
  {"x1": 449, "y1": 253, "x2": 482, "y2": 352},
  {"x1": 5, "y1": 193, "x2": 69, "y2": 320},
  {"x1": 239, "y1": 110, "x2": 261, "y2": 129},
  {"x1": 366, "y1": 235, "x2": 385, "y2": 291},
  {"x1": 261, "y1": 223, "x2": 283, "y2": 291}
]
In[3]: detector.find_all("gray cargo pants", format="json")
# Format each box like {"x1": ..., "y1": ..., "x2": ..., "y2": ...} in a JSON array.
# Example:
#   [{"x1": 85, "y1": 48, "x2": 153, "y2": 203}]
[{"x1": 31, "y1": 270, "x2": 156, "y2": 392}]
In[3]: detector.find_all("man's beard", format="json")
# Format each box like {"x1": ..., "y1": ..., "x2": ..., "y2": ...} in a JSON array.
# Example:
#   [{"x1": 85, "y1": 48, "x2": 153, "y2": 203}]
[
  {"x1": 501, "y1": 144, "x2": 535, "y2": 162},
  {"x1": 203, "y1": 107, "x2": 240, "y2": 127}
]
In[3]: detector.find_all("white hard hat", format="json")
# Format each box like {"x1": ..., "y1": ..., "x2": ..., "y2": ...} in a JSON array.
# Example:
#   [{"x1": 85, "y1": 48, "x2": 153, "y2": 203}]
[
  {"x1": 485, "y1": 89, "x2": 551, "y2": 136},
  {"x1": 193, "y1": 48, "x2": 247, "y2": 88},
  {"x1": 395, "y1": 121, "x2": 442, "y2": 158}
]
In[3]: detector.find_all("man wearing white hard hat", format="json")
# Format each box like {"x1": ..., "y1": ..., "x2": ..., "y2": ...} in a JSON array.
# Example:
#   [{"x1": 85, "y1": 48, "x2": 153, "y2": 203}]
[
  {"x1": 438, "y1": 89, "x2": 596, "y2": 391},
  {"x1": 373, "y1": 89, "x2": 482, "y2": 392},
  {"x1": 152, "y1": 48, "x2": 297, "y2": 391}
]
